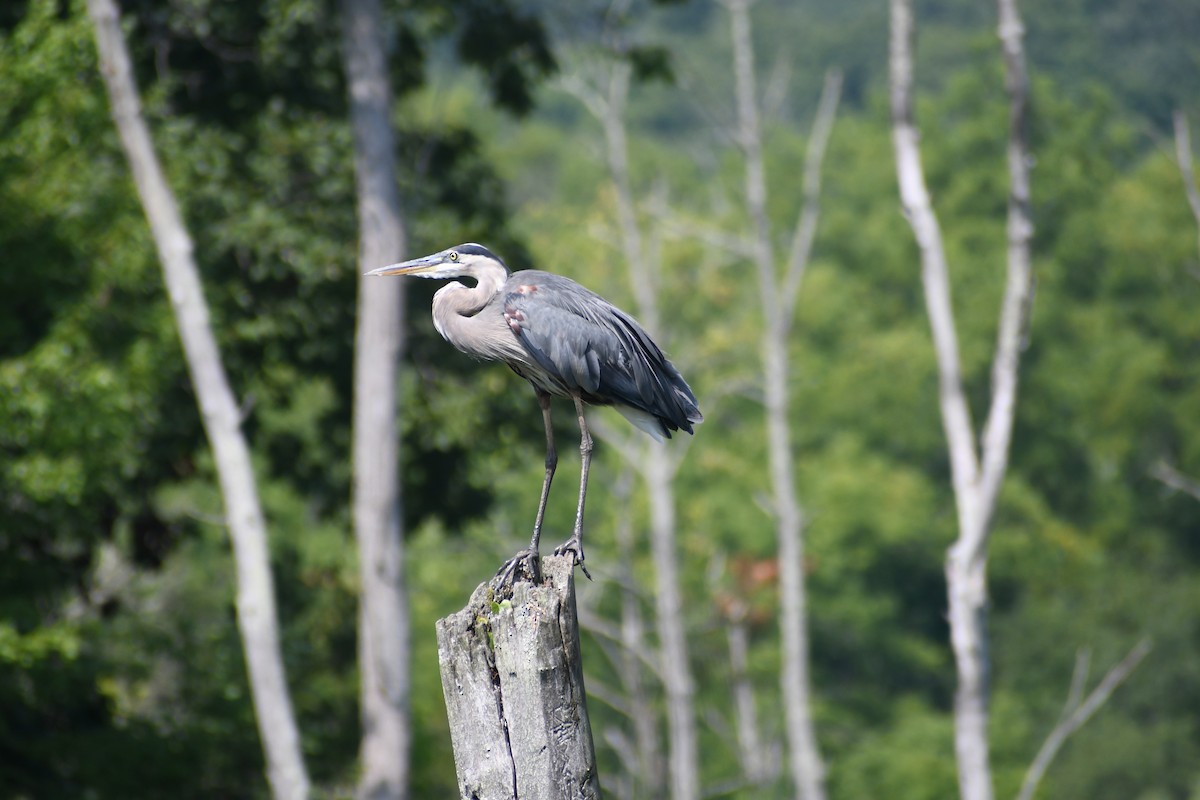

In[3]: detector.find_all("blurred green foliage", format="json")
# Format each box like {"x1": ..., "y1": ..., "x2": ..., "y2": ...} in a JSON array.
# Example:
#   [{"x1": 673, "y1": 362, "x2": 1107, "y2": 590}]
[{"x1": 2, "y1": 0, "x2": 1199, "y2": 797}]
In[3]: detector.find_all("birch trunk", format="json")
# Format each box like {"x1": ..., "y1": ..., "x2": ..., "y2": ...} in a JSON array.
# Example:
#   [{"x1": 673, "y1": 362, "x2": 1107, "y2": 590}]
[
  {"x1": 340, "y1": 0, "x2": 411, "y2": 796},
  {"x1": 87, "y1": 1, "x2": 309, "y2": 797},
  {"x1": 889, "y1": 0, "x2": 1035, "y2": 797},
  {"x1": 724, "y1": 2, "x2": 838, "y2": 796},
  {"x1": 564, "y1": 58, "x2": 700, "y2": 800},
  {"x1": 604, "y1": 65, "x2": 698, "y2": 800}
]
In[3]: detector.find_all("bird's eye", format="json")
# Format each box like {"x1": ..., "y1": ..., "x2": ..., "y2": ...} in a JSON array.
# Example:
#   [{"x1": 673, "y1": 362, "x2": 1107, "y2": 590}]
[{"x1": 448, "y1": 251, "x2": 459, "y2": 262}]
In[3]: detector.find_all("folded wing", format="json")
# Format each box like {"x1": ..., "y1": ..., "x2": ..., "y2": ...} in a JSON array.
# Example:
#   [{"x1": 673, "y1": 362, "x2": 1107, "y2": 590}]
[{"x1": 502, "y1": 271, "x2": 703, "y2": 438}]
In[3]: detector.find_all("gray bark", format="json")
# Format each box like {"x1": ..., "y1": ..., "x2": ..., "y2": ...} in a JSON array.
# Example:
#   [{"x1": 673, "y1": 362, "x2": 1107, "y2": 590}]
[
  {"x1": 724, "y1": 2, "x2": 840, "y2": 797},
  {"x1": 339, "y1": 0, "x2": 411, "y2": 798},
  {"x1": 603, "y1": 64, "x2": 698, "y2": 800},
  {"x1": 436, "y1": 556, "x2": 602, "y2": 800},
  {"x1": 561, "y1": 57, "x2": 699, "y2": 800},
  {"x1": 889, "y1": 1, "x2": 1035, "y2": 798},
  {"x1": 86, "y1": 1, "x2": 309, "y2": 797}
]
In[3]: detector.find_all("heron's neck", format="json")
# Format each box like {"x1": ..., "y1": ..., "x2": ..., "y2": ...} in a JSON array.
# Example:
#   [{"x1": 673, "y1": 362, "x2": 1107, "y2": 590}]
[{"x1": 430, "y1": 263, "x2": 507, "y2": 337}]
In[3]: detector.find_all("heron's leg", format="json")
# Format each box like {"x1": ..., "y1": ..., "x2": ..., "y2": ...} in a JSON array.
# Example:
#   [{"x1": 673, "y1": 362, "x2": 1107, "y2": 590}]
[
  {"x1": 553, "y1": 394, "x2": 593, "y2": 579},
  {"x1": 530, "y1": 390, "x2": 557, "y2": 552},
  {"x1": 494, "y1": 390, "x2": 556, "y2": 587}
]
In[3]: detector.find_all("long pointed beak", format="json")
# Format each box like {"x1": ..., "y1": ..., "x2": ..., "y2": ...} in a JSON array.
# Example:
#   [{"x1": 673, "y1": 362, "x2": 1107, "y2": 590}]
[{"x1": 366, "y1": 253, "x2": 442, "y2": 277}]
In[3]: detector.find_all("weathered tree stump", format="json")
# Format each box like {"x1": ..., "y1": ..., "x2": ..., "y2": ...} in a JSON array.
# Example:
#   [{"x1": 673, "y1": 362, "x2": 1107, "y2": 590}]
[{"x1": 436, "y1": 555, "x2": 602, "y2": 800}]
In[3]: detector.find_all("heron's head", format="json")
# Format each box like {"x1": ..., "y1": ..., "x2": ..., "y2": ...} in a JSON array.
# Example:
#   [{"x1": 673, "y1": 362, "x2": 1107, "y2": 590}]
[{"x1": 366, "y1": 243, "x2": 508, "y2": 280}]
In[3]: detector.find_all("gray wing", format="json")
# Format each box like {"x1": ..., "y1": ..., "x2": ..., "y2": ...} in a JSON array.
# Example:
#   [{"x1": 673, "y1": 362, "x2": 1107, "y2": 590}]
[{"x1": 502, "y1": 271, "x2": 702, "y2": 437}]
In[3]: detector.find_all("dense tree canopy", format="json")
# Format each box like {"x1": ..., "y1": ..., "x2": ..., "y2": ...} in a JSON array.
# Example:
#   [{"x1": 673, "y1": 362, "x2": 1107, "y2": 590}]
[{"x1": 2, "y1": 0, "x2": 1198, "y2": 797}]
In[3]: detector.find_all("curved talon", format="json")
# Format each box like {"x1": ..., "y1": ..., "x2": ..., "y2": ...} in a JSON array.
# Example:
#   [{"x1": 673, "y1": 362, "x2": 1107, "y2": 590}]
[
  {"x1": 493, "y1": 547, "x2": 541, "y2": 589},
  {"x1": 552, "y1": 536, "x2": 592, "y2": 581}
]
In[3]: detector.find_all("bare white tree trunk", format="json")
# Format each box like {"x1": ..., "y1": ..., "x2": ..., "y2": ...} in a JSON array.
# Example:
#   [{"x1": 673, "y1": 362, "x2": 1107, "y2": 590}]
[
  {"x1": 87, "y1": 1, "x2": 309, "y2": 797},
  {"x1": 565, "y1": 58, "x2": 701, "y2": 800},
  {"x1": 340, "y1": 0, "x2": 411, "y2": 797},
  {"x1": 724, "y1": 2, "x2": 840, "y2": 797},
  {"x1": 604, "y1": 63, "x2": 700, "y2": 800},
  {"x1": 889, "y1": 1, "x2": 1034, "y2": 798}
]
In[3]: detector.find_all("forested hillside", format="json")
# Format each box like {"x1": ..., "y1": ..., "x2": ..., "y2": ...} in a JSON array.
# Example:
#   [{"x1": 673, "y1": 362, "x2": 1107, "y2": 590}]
[{"x1": 2, "y1": 0, "x2": 1198, "y2": 798}]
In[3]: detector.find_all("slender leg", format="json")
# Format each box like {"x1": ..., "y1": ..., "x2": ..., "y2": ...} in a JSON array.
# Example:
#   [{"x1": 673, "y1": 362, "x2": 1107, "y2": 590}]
[
  {"x1": 530, "y1": 390, "x2": 557, "y2": 552},
  {"x1": 553, "y1": 394, "x2": 593, "y2": 579},
  {"x1": 495, "y1": 389, "x2": 557, "y2": 586}
]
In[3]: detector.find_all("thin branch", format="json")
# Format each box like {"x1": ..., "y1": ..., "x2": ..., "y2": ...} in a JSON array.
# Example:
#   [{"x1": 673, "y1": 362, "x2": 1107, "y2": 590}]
[
  {"x1": 1150, "y1": 460, "x2": 1200, "y2": 503},
  {"x1": 652, "y1": 212, "x2": 757, "y2": 259},
  {"x1": 977, "y1": 0, "x2": 1036, "y2": 552},
  {"x1": 1063, "y1": 647, "x2": 1090, "y2": 716},
  {"x1": 889, "y1": 0, "x2": 983, "y2": 539},
  {"x1": 725, "y1": 0, "x2": 779, "y2": 327},
  {"x1": 1173, "y1": 110, "x2": 1200, "y2": 257},
  {"x1": 589, "y1": 415, "x2": 646, "y2": 473},
  {"x1": 558, "y1": 70, "x2": 609, "y2": 123},
  {"x1": 781, "y1": 68, "x2": 843, "y2": 326},
  {"x1": 583, "y1": 675, "x2": 635, "y2": 718},
  {"x1": 726, "y1": 1, "x2": 827, "y2": 797},
  {"x1": 578, "y1": 606, "x2": 665, "y2": 681},
  {"x1": 1016, "y1": 639, "x2": 1151, "y2": 800}
]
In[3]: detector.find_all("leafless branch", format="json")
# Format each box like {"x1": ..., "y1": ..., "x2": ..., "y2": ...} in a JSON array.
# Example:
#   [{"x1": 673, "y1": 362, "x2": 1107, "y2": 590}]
[
  {"x1": 1063, "y1": 647, "x2": 1090, "y2": 715},
  {"x1": 725, "y1": 0, "x2": 827, "y2": 796},
  {"x1": 1016, "y1": 639, "x2": 1151, "y2": 800},
  {"x1": 578, "y1": 606, "x2": 665, "y2": 681},
  {"x1": 781, "y1": 68, "x2": 843, "y2": 325},
  {"x1": 1150, "y1": 460, "x2": 1200, "y2": 502},
  {"x1": 889, "y1": 0, "x2": 982, "y2": 540},
  {"x1": 890, "y1": 20, "x2": 987, "y2": 796},
  {"x1": 583, "y1": 675, "x2": 635, "y2": 718},
  {"x1": 589, "y1": 414, "x2": 646, "y2": 472},
  {"x1": 1173, "y1": 110, "x2": 1200, "y2": 261},
  {"x1": 652, "y1": 211, "x2": 757, "y2": 259},
  {"x1": 890, "y1": 0, "x2": 1036, "y2": 797},
  {"x1": 762, "y1": 50, "x2": 792, "y2": 124},
  {"x1": 559, "y1": 70, "x2": 609, "y2": 122},
  {"x1": 978, "y1": 0, "x2": 1036, "y2": 548}
]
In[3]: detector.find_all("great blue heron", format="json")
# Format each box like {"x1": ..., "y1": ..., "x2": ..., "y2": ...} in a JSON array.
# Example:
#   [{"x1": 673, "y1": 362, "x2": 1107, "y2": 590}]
[{"x1": 368, "y1": 243, "x2": 702, "y2": 582}]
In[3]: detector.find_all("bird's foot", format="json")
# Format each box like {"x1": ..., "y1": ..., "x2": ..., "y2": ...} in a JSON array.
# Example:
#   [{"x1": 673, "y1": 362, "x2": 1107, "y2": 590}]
[
  {"x1": 492, "y1": 547, "x2": 541, "y2": 591},
  {"x1": 552, "y1": 535, "x2": 592, "y2": 581}
]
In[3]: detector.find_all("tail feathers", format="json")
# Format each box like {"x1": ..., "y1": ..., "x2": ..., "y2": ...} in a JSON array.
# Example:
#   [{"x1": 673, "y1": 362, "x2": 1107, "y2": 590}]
[{"x1": 615, "y1": 371, "x2": 702, "y2": 440}]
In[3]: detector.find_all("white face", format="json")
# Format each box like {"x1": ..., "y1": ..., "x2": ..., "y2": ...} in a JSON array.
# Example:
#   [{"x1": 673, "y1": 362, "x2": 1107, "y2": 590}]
[{"x1": 367, "y1": 244, "x2": 499, "y2": 279}]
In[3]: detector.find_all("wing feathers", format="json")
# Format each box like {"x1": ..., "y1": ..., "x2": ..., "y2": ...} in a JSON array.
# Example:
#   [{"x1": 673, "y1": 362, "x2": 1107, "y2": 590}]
[{"x1": 503, "y1": 271, "x2": 701, "y2": 436}]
